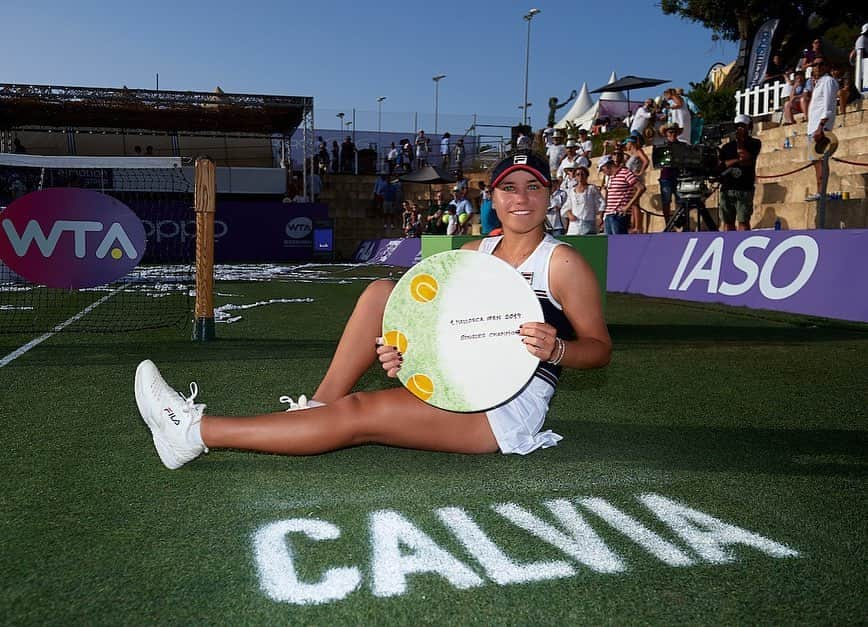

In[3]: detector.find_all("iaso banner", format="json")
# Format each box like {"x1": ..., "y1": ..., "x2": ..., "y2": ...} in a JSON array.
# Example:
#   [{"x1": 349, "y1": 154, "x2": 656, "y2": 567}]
[{"x1": 0, "y1": 188, "x2": 146, "y2": 288}]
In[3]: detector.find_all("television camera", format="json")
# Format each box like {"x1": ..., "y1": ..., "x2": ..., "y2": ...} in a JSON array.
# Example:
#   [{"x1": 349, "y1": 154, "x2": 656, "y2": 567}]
[{"x1": 651, "y1": 122, "x2": 737, "y2": 232}]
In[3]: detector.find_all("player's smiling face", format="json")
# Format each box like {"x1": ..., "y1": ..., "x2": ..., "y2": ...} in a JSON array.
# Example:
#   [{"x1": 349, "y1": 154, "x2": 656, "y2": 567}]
[{"x1": 493, "y1": 173, "x2": 549, "y2": 231}]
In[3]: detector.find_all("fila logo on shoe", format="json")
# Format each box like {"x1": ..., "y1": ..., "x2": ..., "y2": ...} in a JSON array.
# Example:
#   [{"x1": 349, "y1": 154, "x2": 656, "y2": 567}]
[{"x1": 164, "y1": 407, "x2": 180, "y2": 425}]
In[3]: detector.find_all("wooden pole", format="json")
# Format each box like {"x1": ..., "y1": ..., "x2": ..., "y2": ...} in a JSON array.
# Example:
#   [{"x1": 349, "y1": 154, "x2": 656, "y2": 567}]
[{"x1": 193, "y1": 156, "x2": 216, "y2": 341}]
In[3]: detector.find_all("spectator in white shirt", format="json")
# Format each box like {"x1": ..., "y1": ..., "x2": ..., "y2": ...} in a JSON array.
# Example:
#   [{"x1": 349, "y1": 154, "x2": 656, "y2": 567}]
[{"x1": 805, "y1": 57, "x2": 839, "y2": 201}]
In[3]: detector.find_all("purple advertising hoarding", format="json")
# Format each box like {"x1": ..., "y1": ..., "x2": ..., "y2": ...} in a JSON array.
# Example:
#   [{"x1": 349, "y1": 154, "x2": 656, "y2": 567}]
[
  {"x1": 607, "y1": 230, "x2": 868, "y2": 322},
  {"x1": 136, "y1": 200, "x2": 328, "y2": 263},
  {"x1": 352, "y1": 238, "x2": 421, "y2": 267},
  {"x1": 0, "y1": 188, "x2": 146, "y2": 289}
]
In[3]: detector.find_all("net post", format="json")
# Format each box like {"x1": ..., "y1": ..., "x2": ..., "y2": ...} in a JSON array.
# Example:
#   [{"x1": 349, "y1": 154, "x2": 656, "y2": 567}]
[{"x1": 193, "y1": 156, "x2": 216, "y2": 341}]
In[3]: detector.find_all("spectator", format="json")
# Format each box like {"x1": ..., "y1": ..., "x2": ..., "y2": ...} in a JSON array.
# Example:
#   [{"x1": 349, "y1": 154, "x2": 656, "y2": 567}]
[
  {"x1": 373, "y1": 173, "x2": 389, "y2": 212},
  {"x1": 546, "y1": 174, "x2": 568, "y2": 235},
  {"x1": 415, "y1": 130, "x2": 429, "y2": 169},
  {"x1": 622, "y1": 136, "x2": 650, "y2": 233},
  {"x1": 515, "y1": 130, "x2": 531, "y2": 151},
  {"x1": 401, "y1": 201, "x2": 415, "y2": 236},
  {"x1": 12, "y1": 138, "x2": 26, "y2": 154},
  {"x1": 576, "y1": 129, "x2": 592, "y2": 167},
  {"x1": 444, "y1": 205, "x2": 460, "y2": 235},
  {"x1": 598, "y1": 155, "x2": 644, "y2": 235},
  {"x1": 782, "y1": 72, "x2": 808, "y2": 125},
  {"x1": 331, "y1": 141, "x2": 340, "y2": 173},
  {"x1": 453, "y1": 169, "x2": 469, "y2": 193},
  {"x1": 145, "y1": 145, "x2": 154, "y2": 156},
  {"x1": 546, "y1": 130, "x2": 566, "y2": 176},
  {"x1": 386, "y1": 142, "x2": 398, "y2": 175},
  {"x1": 849, "y1": 23, "x2": 868, "y2": 90},
  {"x1": 678, "y1": 88, "x2": 702, "y2": 144},
  {"x1": 630, "y1": 99, "x2": 656, "y2": 139},
  {"x1": 448, "y1": 186, "x2": 473, "y2": 233},
  {"x1": 340, "y1": 136, "x2": 356, "y2": 174},
  {"x1": 477, "y1": 181, "x2": 501, "y2": 236},
  {"x1": 428, "y1": 189, "x2": 450, "y2": 214},
  {"x1": 657, "y1": 122, "x2": 685, "y2": 225},
  {"x1": 557, "y1": 140, "x2": 580, "y2": 181},
  {"x1": 410, "y1": 208, "x2": 424, "y2": 237},
  {"x1": 663, "y1": 88, "x2": 691, "y2": 144},
  {"x1": 316, "y1": 137, "x2": 330, "y2": 175},
  {"x1": 718, "y1": 114, "x2": 762, "y2": 231},
  {"x1": 612, "y1": 144, "x2": 626, "y2": 168},
  {"x1": 798, "y1": 37, "x2": 825, "y2": 78},
  {"x1": 805, "y1": 57, "x2": 839, "y2": 201},
  {"x1": 440, "y1": 132, "x2": 451, "y2": 169},
  {"x1": 400, "y1": 139, "x2": 413, "y2": 172},
  {"x1": 832, "y1": 66, "x2": 860, "y2": 114},
  {"x1": 453, "y1": 138, "x2": 465, "y2": 170},
  {"x1": 561, "y1": 165, "x2": 604, "y2": 235}
]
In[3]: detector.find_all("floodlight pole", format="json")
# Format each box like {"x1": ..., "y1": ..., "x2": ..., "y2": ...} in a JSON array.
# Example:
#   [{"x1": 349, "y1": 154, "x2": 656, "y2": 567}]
[
  {"x1": 433, "y1": 74, "x2": 446, "y2": 134},
  {"x1": 522, "y1": 8, "x2": 540, "y2": 127},
  {"x1": 377, "y1": 96, "x2": 386, "y2": 170}
]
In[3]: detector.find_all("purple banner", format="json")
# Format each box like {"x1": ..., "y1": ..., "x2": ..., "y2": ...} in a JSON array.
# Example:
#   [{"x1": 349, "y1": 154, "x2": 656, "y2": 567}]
[
  {"x1": 607, "y1": 230, "x2": 868, "y2": 322},
  {"x1": 136, "y1": 200, "x2": 328, "y2": 263},
  {"x1": 352, "y1": 238, "x2": 421, "y2": 267}
]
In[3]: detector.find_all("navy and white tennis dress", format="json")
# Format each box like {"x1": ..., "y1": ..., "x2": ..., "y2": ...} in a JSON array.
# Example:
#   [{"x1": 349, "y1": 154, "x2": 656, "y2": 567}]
[{"x1": 478, "y1": 234, "x2": 576, "y2": 454}]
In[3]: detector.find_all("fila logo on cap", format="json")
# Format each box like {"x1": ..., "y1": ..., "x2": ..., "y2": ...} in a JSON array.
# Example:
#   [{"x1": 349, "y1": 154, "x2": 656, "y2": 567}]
[{"x1": 513, "y1": 155, "x2": 528, "y2": 165}]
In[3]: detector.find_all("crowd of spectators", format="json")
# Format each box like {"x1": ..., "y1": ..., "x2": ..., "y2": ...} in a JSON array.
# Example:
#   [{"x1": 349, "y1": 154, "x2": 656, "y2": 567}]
[
  {"x1": 773, "y1": 34, "x2": 863, "y2": 125},
  {"x1": 314, "y1": 130, "x2": 470, "y2": 177}
]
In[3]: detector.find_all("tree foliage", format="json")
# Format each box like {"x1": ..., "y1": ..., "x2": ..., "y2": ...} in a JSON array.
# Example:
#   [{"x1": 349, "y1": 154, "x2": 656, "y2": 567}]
[
  {"x1": 660, "y1": 1, "x2": 863, "y2": 84},
  {"x1": 687, "y1": 81, "x2": 737, "y2": 126}
]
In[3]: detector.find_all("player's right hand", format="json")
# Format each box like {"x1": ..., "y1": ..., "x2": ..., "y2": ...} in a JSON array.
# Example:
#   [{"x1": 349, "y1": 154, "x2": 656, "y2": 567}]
[{"x1": 375, "y1": 338, "x2": 402, "y2": 378}]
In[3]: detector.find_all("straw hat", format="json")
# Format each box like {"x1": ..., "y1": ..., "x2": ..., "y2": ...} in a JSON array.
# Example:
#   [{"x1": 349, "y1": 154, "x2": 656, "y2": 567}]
[{"x1": 811, "y1": 131, "x2": 839, "y2": 158}]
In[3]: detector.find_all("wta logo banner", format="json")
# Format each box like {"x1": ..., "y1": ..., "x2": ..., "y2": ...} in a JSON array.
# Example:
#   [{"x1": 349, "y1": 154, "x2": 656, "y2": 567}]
[{"x1": 0, "y1": 188, "x2": 146, "y2": 289}]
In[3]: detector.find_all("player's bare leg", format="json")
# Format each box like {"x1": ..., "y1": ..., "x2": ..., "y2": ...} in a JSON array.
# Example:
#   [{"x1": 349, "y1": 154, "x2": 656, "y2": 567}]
[
  {"x1": 201, "y1": 387, "x2": 499, "y2": 455},
  {"x1": 311, "y1": 278, "x2": 395, "y2": 403}
]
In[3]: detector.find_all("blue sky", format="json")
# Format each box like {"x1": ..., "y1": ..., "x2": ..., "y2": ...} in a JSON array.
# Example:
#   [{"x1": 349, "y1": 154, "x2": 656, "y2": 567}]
[{"x1": 4, "y1": 1, "x2": 737, "y2": 131}]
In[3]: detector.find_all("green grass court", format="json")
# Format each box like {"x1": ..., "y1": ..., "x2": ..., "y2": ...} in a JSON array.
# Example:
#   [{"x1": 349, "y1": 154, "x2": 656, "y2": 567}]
[{"x1": 1, "y1": 265, "x2": 866, "y2": 624}]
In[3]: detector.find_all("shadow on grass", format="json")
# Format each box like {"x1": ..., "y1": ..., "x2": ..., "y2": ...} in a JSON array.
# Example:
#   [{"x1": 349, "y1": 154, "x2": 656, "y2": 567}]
[
  {"x1": 0, "y1": 337, "x2": 338, "y2": 368},
  {"x1": 551, "y1": 420, "x2": 868, "y2": 479}
]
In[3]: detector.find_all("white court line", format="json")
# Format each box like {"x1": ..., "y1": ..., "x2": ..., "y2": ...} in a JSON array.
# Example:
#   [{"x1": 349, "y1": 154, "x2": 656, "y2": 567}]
[{"x1": 0, "y1": 286, "x2": 125, "y2": 369}]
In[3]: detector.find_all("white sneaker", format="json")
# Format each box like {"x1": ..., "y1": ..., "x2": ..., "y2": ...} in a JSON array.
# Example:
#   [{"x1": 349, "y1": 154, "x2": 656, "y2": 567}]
[
  {"x1": 805, "y1": 193, "x2": 821, "y2": 201},
  {"x1": 279, "y1": 394, "x2": 326, "y2": 412},
  {"x1": 135, "y1": 359, "x2": 208, "y2": 469}
]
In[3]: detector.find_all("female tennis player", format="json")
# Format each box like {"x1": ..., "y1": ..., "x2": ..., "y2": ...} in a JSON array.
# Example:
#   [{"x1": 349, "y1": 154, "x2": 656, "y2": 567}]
[{"x1": 135, "y1": 151, "x2": 611, "y2": 469}]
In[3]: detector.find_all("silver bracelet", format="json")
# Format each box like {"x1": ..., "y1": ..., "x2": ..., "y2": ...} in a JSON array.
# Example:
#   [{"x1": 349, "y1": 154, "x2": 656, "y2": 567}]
[{"x1": 547, "y1": 337, "x2": 566, "y2": 366}]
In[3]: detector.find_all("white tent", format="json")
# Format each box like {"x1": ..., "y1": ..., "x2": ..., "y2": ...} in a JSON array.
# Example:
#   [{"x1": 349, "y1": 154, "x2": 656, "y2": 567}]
[
  {"x1": 554, "y1": 83, "x2": 594, "y2": 129},
  {"x1": 562, "y1": 101, "x2": 600, "y2": 131},
  {"x1": 598, "y1": 71, "x2": 626, "y2": 101}
]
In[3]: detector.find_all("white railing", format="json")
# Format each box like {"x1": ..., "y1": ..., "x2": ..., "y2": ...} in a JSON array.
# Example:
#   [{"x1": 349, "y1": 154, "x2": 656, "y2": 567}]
[
  {"x1": 735, "y1": 80, "x2": 787, "y2": 118},
  {"x1": 736, "y1": 55, "x2": 867, "y2": 120}
]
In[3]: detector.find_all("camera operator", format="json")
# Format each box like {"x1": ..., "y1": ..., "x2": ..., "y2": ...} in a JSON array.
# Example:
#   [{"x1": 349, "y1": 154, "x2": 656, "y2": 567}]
[
  {"x1": 657, "y1": 122, "x2": 685, "y2": 225},
  {"x1": 717, "y1": 114, "x2": 762, "y2": 231}
]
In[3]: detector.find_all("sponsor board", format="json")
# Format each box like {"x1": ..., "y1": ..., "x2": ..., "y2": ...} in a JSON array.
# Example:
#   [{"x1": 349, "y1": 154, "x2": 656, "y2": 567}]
[
  {"x1": 132, "y1": 200, "x2": 328, "y2": 262},
  {"x1": 252, "y1": 492, "x2": 798, "y2": 605},
  {"x1": 0, "y1": 188, "x2": 146, "y2": 288},
  {"x1": 352, "y1": 238, "x2": 422, "y2": 267},
  {"x1": 607, "y1": 230, "x2": 868, "y2": 322}
]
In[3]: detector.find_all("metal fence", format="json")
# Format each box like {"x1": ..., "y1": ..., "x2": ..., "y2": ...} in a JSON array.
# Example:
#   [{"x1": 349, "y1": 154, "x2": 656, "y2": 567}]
[{"x1": 285, "y1": 107, "x2": 518, "y2": 174}]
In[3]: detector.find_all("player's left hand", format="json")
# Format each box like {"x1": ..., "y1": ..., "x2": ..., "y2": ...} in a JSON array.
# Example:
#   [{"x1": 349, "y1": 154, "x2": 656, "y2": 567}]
[{"x1": 520, "y1": 322, "x2": 558, "y2": 361}]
